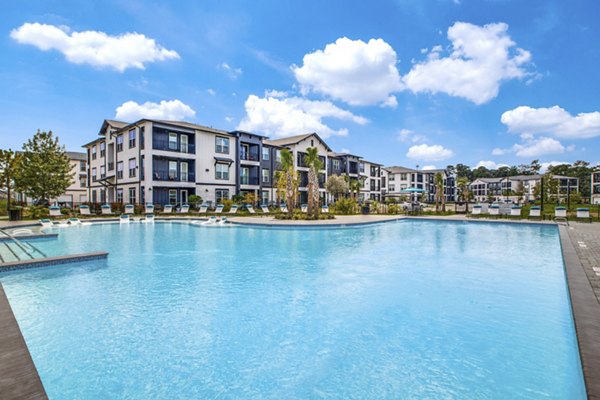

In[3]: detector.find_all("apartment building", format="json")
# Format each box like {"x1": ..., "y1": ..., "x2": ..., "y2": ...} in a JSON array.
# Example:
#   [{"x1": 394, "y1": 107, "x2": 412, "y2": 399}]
[
  {"x1": 84, "y1": 119, "x2": 237, "y2": 206},
  {"x1": 593, "y1": 169, "x2": 600, "y2": 204},
  {"x1": 360, "y1": 160, "x2": 382, "y2": 201},
  {"x1": 381, "y1": 166, "x2": 455, "y2": 202},
  {"x1": 470, "y1": 174, "x2": 579, "y2": 203}
]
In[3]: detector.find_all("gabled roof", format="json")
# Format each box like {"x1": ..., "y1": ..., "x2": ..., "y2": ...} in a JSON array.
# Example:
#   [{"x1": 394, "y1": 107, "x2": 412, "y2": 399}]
[
  {"x1": 383, "y1": 166, "x2": 418, "y2": 174},
  {"x1": 328, "y1": 152, "x2": 363, "y2": 159},
  {"x1": 98, "y1": 119, "x2": 128, "y2": 136},
  {"x1": 263, "y1": 132, "x2": 332, "y2": 151},
  {"x1": 153, "y1": 120, "x2": 230, "y2": 135}
]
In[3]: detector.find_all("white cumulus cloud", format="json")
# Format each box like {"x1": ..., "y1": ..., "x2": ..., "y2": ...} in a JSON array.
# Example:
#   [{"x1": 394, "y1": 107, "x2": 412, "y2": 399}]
[
  {"x1": 237, "y1": 93, "x2": 368, "y2": 138},
  {"x1": 406, "y1": 144, "x2": 454, "y2": 161},
  {"x1": 403, "y1": 22, "x2": 532, "y2": 104},
  {"x1": 500, "y1": 105, "x2": 600, "y2": 139},
  {"x1": 218, "y1": 62, "x2": 242, "y2": 79},
  {"x1": 397, "y1": 128, "x2": 426, "y2": 143},
  {"x1": 292, "y1": 37, "x2": 403, "y2": 107},
  {"x1": 115, "y1": 100, "x2": 196, "y2": 121},
  {"x1": 511, "y1": 136, "x2": 565, "y2": 157},
  {"x1": 10, "y1": 22, "x2": 179, "y2": 72},
  {"x1": 491, "y1": 147, "x2": 506, "y2": 156},
  {"x1": 421, "y1": 165, "x2": 437, "y2": 170},
  {"x1": 475, "y1": 160, "x2": 507, "y2": 169}
]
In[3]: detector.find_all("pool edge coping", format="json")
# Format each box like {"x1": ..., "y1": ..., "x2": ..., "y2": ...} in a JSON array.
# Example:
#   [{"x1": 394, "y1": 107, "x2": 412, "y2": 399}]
[
  {"x1": 0, "y1": 283, "x2": 48, "y2": 399},
  {"x1": 558, "y1": 225, "x2": 600, "y2": 399}
]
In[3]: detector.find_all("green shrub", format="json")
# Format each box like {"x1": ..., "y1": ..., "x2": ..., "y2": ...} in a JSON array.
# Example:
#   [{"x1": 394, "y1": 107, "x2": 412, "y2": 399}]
[
  {"x1": 0, "y1": 199, "x2": 7, "y2": 216},
  {"x1": 28, "y1": 205, "x2": 49, "y2": 219},
  {"x1": 333, "y1": 198, "x2": 357, "y2": 215},
  {"x1": 388, "y1": 204, "x2": 401, "y2": 214},
  {"x1": 222, "y1": 199, "x2": 233, "y2": 212}
]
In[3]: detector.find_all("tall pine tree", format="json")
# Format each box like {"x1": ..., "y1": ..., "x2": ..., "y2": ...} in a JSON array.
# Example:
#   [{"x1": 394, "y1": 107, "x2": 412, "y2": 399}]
[{"x1": 15, "y1": 130, "x2": 74, "y2": 204}]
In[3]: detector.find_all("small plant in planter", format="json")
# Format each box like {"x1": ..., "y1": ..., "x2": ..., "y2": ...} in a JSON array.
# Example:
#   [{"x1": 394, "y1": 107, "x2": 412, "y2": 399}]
[{"x1": 188, "y1": 195, "x2": 202, "y2": 209}]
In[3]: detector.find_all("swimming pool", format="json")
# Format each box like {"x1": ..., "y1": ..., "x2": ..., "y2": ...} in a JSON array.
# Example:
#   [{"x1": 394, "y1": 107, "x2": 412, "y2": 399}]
[{"x1": 0, "y1": 220, "x2": 586, "y2": 398}]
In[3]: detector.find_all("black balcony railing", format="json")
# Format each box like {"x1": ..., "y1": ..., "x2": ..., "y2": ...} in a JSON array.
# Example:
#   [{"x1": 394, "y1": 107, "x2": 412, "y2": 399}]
[
  {"x1": 240, "y1": 176, "x2": 259, "y2": 185},
  {"x1": 240, "y1": 152, "x2": 260, "y2": 161},
  {"x1": 153, "y1": 171, "x2": 195, "y2": 182},
  {"x1": 153, "y1": 139, "x2": 195, "y2": 154}
]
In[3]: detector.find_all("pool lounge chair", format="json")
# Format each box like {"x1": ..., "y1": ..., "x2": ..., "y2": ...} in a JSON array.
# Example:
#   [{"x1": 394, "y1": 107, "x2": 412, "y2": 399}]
[
  {"x1": 510, "y1": 205, "x2": 522, "y2": 217},
  {"x1": 528, "y1": 206, "x2": 542, "y2": 219},
  {"x1": 39, "y1": 219, "x2": 53, "y2": 228},
  {"x1": 124, "y1": 204, "x2": 135, "y2": 214},
  {"x1": 215, "y1": 204, "x2": 224, "y2": 214},
  {"x1": 280, "y1": 204, "x2": 288, "y2": 213},
  {"x1": 162, "y1": 204, "x2": 173, "y2": 213},
  {"x1": 489, "y1": 204, "x2": 500, "y2": 217},
  {"x1": 101, "y1": 204, "x2": 113, "y2": 215},
  {"x1": 145, "y1": 203, "x2": 155, "y2": 214},
  {"x1": 218, "y1": 217, "x2": 228, "y2": 225},
  {"x1": 179, "y1": 204, "x2": 190, "y2": 213},
  {"x1": 261, "y1": 205, "x2": 270, "y2": 214},
  {"x1": 301, "y1": 204, "x2": 308, "y2": 213},
  {"x1": 198, "y1": 204, "x2": 208, "y2": 214},
  {"x1": 119, "y1": 214, "x2": 130, "y2": 223},
  {"x1": 229, "y1": 205, "x2": 239, "y2": 214},
  {"x1": 68, "y1": 217, "x2": 81, "y2": 225},
  {"x1": 322, "y1": 204, "x2": 329, "y2": 213},
  {"x1": 79, "y1": 205, "x2": 91, "y2": 216},
  {"x1": 576, "y1": 208, "x2": 592, "y2": 223},
  {"x1": 144, "y1": 213, "x2": 155, "y2": 223},
  {"x1": 471, "y1": 205, "x2": 483, "y2": 215},
  {"x1": 555, "y1": 206, "x2": 567, "y2": 218},
  {"x1": 246, "y1": 205, "x2": 256, "y2": 214},
  {"x1": 49, "y1": 205, "x2": 62, "y2": 217}
]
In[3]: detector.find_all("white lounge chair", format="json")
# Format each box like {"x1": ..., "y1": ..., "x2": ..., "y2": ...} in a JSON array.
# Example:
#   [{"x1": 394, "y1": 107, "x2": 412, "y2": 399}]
[
  {"x1": 162, "y1": 204, "x2": 173, "y2": 213},
  {"x1": 472, "y1": 205, "x2": 482, "y2": 215},
  {"x1": 144, "y1": 213, "x2": 155, "y2": 223},
  {"x1": 79, "y1": 205, "x2": 91, "y2": 216},
  {"x1": 49, "y1": 206, "x2": 62, "y2": 217},
  {"x1": 229, "y1": 205, "x2": 239, "y2": 214},
  {"x1": 39, "y1": 218, "x2": 53, "y2": 228},
  {"x1": 179, "y1": 204, "x2": 190, "y2": 213},
  {"x1": 215, "y1": 204, "x2": 224, "y2": 214},
  {"x1": 576, "y1": 208, "x2": 592, "y2": 223},
  {"x1": 101, "y1": 204, "x2": 113, "y2": 215},
  {"x1": 555, "y1": 206, "x2": 567, "y2": 218},
  {"x1": 528, "y1": 206, "x2": 542, "y2": 219},
  {"x1": 246, "y1": 205, "x2": 256, "y2": 214},
  {"x1": 489, "y1": 205, "x2": 500, "y2": 216},
  {"x1": 261, "y1": 205, "x2": 270, "y2": 214},
  {"x1": 510, "y1": 206, "x2": 522, "y2": 217},
  {"x1": 119, "y1": 214, "x2": 130, "y2": 223},
  {"x1": 145, "y1": 203, "x2": 154, "y2": 214},
  {"x1": 68, "y1": 217, "x2": 81, "y2": 225},
  {"x1": 322, "y1": 204, "x2": 329, "y2": 213},
  {"x1": 198, "y1": 204, "x2": 208, "y2": 214},
  {"x1": 280, "y1": 204, "x2": 288, "y2": 213},
  {"x1": 301, "y1": 204, "x2": 308, "y2": 213},
  {"x1": 201, "y1": 216, "x2": 218, "y2": 225},
  {"x1": 124, "y1": 204, "x2": 134, "y2": 214},
  {"x1": 218, "y1": 217, "x2": 228, "y2": 225}
]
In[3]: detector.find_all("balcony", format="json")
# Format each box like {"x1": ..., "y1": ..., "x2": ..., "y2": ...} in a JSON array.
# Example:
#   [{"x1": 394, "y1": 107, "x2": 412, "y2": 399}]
[
  {"x1": 153, "y1": 138, "x2": 195, "y2": 154},
  {"x1": 240, "y1": 176, "x2": 259, "y2": 185},
  {"x1": 240, "y1": 152, "x2": 260, "y2": 162},
  {"x1": 152, "y1": 171, "x2": 196, "y2": 182}
]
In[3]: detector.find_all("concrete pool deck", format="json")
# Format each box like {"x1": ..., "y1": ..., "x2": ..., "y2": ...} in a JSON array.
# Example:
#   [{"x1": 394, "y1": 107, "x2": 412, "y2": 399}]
[{"x1": 0, "y1": 215, "x2": 599, "y2": 398}]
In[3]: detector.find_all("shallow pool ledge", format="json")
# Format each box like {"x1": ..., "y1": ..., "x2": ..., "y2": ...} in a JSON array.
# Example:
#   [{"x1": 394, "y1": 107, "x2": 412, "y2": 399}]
[
  {"x1": 559, "y1": 225, "x2": 600, "y2": 399},
  {"x1": 0, "y1": 251, "x2": 109, "y2": 272},
  {"x1": 0, "y1": 283, "x2": 48, "y2": 399}
]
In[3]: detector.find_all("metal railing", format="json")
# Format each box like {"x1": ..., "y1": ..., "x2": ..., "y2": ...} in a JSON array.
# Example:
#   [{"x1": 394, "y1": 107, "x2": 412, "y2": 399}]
[{"x1": 0, "y1": 229, "x2": 47, "y2": 262}]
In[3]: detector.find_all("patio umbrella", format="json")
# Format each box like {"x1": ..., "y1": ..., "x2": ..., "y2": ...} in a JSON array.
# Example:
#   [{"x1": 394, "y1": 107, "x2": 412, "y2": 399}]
[{"x1": 398, "y1": 187, "x2": 426, "y2": 202}]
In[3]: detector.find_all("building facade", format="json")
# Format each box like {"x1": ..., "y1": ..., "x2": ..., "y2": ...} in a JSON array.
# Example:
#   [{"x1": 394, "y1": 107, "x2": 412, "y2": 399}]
[
  {"x1": 381, "y1": 166, "x2": 455, "y2": 203},
  {"x1": 591, "y1": 169, "x2": 600, "y2": 204},
  {"x1": 469, "y1": 174, "x2": 579, "y2": 203}
]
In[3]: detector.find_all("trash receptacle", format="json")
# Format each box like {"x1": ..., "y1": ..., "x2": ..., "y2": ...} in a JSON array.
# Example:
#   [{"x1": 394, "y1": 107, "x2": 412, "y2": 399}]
[
  {"x1": 8, "y1": 208, "x2": 22, "y2": 221},
  {"x1": 361, "y1": 204, "x2": 370, "y2": 215}
]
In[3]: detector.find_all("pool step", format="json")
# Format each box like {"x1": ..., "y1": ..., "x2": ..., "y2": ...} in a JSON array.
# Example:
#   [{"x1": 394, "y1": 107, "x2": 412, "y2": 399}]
[{"x1": 0, "y1": 241, "x2": 32, "y2": 264}]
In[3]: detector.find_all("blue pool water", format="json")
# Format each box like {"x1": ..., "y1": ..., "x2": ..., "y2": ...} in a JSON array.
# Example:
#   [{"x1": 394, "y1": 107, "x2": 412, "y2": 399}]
[{"x1": 0, "y1": 220, "x2": 586, "y2": 399}]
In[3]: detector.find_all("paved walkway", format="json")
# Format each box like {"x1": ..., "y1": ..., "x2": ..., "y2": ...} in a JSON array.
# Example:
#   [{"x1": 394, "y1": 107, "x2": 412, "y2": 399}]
[
  {"x1": 228, "y1": 214, "x2": 405, "y2": 225},
  {"x1": 565, "y1": 222, "x2": 600, "y2": 304}
]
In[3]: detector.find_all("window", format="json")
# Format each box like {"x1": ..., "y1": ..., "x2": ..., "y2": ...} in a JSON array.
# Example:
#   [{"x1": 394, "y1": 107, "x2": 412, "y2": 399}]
[
  {"x1": 129, "y1": 158, "x2": 137, "y2": 177},
  {"x1": 240, "y1": 167, "x2": 249, "y2": 185},
  {"x1": 100, "y1": 165, "x2": 105, "y2": 178},
  {"x1": 169, "y1": 161, "x2": 178, "y2": 180},
  {"x1": 399, "y1": 173, "x2": 407, "y2": 180},
  {"x1": 240, "y1": 144, "x2": 249, "y2": 160},
  {"x1": 275, "y1": 150, "x2": 281, "y2": 163},
  {"x1": 215, "y1": 163, "x2": 229, "y2": 180},
  {"x1": 261, "y1": 190, "x2": 269, "y2": 205},
  {"x1": 262, "y1": 148, "x2": 269, "y2": 161},
  {"x1": 389, "y1": 175, "x2": 395, "y2": 181},
  {"x1": 311, "y1": 139, "x2": 314, "y2": 146},
  {"x1": 359, "y1": 163, "x2": 365, "y2": 173},
  {"x1": 91, "y1": 146, "x2": 97, "y2": 160},
  {"x1": 216, "y1": 189, "x2": 229, "y2": 203},
  {"x1": 92, "y1": 167, "x2": 97, "y2": 181},
  {"x1": 128, "y1": 129, "x2": 136, "y2": 148},
  {"x1": 80, "y1": 161, "x2": 86, "y2": 172},
  {"x1": 116, "y1": 188, "x2": 123, "y2": 203},
  {"x1": 129, "y1": 187, "x2": 136, "y2": 204},
  {"x1": 262, "y1": 168, "x2": 270, "y2": 184},
  {"x1": 100, "y1": 142, "x2": 106, "y2": 157},
  {"x1": 79, "y1": 177, "x2": 86, "y2": 188},
  {"x1": 180, "y1": 134, "x2": 188, "y2": 153},
  {"x1": 168, "y1": 133, "x2": 178, "y2": 150},
  {"x1": 168, "y1": 189, "x2": 177, "y2": 204},
  {"x1": 216, "y1": 136, "x2": 229, "y2": 154},
  {"x1": 389, "y1": 185, "x2": 395, "y2": 191},
  {"x1": 116, "y1": 135, "x2": 123, "y2": 152},
  {"x1": 116, "y1": 161, "x2": 124, "y2": 179},
  {"x1": 332, "y1": 159, "x2": 340, "y2": 170},
  {"x1": 92, "y1": 190, "x2": 97, "y2": 203},
  {"x1": 180, "y1": 162, "x2": 188, "y2": 182}
]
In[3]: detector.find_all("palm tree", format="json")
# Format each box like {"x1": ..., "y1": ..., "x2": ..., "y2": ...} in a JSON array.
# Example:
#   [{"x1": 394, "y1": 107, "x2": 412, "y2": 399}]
[
  {"x1": 434, "y1": 172, "x2": 444, "y2": 212},
  {"x1": 457, "y1": 177, "x2": 471, "y2": 212},
  {"x1": 275, "y1": 148, "x2": 298, "y2": 217},
  {"x1": 304, "y1": 147, "x2": 323, "y2": 218}
]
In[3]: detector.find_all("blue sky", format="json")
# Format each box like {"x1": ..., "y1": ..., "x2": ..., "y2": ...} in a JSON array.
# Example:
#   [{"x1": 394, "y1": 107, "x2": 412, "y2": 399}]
[{"x1": 1, "y1": 0, "x2": 599, "y2": 170}]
